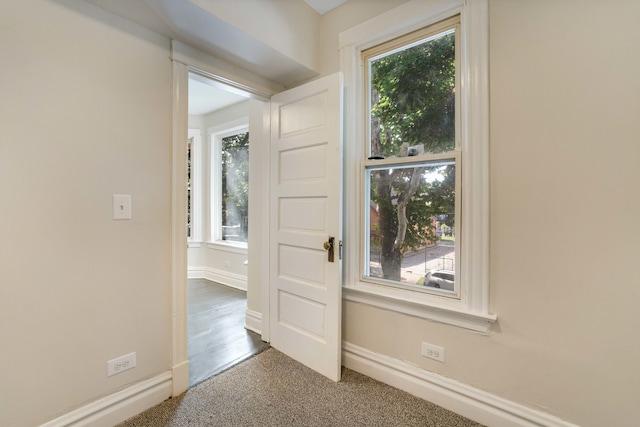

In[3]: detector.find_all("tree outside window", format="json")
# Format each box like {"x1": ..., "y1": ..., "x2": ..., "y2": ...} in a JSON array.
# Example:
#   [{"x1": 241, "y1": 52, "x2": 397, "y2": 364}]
[
  {"x1": 364, "y1": 17, "x2": 459, "y2": 291},
  {"x1": 220, "y1": 132, "x2": 249, "y2": 243}
]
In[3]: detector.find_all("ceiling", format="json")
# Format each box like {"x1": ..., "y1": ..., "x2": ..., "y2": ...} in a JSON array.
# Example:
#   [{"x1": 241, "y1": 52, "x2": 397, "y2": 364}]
[
  {"x1": 85, "y1": 0, "x2": 327, "y2": 86},
  {"x1": 188, "y1": 73, "x2": 248, "y2": 116},
  {"x1": 303, "y1": 0, "x2": 347, "y2": 15},
  {"x1": 84, "y1": 0, "x2": 349, "y2": 114}
]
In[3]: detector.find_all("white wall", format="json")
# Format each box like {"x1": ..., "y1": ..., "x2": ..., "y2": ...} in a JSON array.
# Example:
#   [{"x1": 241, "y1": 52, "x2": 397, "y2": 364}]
[
  {"x1": 188, "y1": 101, "x2": 250, "y2": 290},
  {"x1": 0, "y1": 1, "x2": 172, "y2": 426},
  {"x1": 325, "y1": 1, "x2": 640, "y2": 426}
]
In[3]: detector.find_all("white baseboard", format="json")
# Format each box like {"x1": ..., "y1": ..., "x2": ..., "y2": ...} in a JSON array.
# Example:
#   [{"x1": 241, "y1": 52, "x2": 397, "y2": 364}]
[
  {"x1": 40, "y1": 372, "x2": 172, "y2": 427},
  {"x1": 187, "y1": 267, "x2": 202, "y2": 279},
  {"x1": 245, "y1": 309, "x2": 262, "y2": 335},
  {"x1": 188, "y1": 266, "x2": 247, "y2": 291},
  {"x1": 342, "y1": 342, "x2": 577, "y2": 427},
  {"x1": 172, "y1": 360, "x2": 190, "y2": 396}
]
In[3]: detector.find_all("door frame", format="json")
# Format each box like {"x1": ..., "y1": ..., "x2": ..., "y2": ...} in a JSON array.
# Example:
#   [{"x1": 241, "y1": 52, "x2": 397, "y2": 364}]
[
  {"x1": 171, "y1": 60, "x2": 190, "y2": 396},
  {"x1": 170, "y1": 48, "x2": 278, "y2": 395}
]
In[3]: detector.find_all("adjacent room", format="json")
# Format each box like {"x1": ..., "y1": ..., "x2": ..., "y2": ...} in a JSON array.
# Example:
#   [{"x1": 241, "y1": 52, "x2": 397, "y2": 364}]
[{"x1": 186, "y1": 72, "x2": 268, "y2": 386}]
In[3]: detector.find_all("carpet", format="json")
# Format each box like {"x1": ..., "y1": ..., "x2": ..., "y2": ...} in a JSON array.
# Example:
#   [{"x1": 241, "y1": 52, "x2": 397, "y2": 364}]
[{"x1": 117, "y1": 348, "x2": 484, "y2": 426}]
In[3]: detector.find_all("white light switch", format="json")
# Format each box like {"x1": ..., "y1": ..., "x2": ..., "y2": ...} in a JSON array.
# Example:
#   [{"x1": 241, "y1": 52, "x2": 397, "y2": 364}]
[{"x1": 113, "y1": 195, "x2": 132, "y2": 220}]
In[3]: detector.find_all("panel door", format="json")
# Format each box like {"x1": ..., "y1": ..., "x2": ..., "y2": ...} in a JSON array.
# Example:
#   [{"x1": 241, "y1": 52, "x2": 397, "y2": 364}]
[{"x1": 269, "y1": 72, "x2": 343, "y2": 381}]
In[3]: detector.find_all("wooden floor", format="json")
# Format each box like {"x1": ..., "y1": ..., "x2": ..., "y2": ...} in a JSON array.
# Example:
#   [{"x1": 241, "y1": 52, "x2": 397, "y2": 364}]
[{"x1": 188, "y1": 278, "x2": 269, "y2": 386}]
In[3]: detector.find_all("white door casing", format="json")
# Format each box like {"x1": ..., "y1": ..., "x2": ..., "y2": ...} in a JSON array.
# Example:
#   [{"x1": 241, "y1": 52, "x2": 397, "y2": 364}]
[{"x1": 269, "y1": 73, "x2": 344, "y2": 381}]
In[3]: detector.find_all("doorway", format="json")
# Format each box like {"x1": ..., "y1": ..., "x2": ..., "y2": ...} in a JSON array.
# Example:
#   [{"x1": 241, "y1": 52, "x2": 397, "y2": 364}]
[
  {"x1": 186, "y1": 72, "x2": 268, "y2": 386},
  {"x1": 171, "y1": 61, "x2": 341, "y2": 393}
]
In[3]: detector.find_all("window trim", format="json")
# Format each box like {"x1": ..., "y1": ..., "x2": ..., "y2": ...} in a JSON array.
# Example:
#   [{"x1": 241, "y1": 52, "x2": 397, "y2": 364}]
[
  {"x1": 208, "y1": 118, "x2": 249, "y2": 249},
  {"x1": 339, "y1": 0, "x2": 495, "y2": 332},
  {"x1": 187, "y1": 128, "x2": 203, "y2": 244}
]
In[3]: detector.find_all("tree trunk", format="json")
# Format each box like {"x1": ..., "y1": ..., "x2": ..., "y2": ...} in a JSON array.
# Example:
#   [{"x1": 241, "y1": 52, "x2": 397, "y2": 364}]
[
  {"x1": 380, "y1": 245, "x2": 402, "y2": 281},
  {"x1": 375, "y1": 170, "x2": 400, "y2": 281},
  {"x1": 370, "y1": 89, "x2": 424, "y2": 281},
  {"x1": 394, "y1": 166, "x2": 424, "y2": 253}
]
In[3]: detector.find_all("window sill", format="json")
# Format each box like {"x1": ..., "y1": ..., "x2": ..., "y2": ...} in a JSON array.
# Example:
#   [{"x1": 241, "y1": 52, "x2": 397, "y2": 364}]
[
  {"x1": 343, "y1": 282, "x2": 496, "y2": 333},
  {"x1": 206, "y1": 241, "x2": 248, "y2": 255},
  {"x1": 187, "y1": 241, "x2": 202, "y2": 248}
]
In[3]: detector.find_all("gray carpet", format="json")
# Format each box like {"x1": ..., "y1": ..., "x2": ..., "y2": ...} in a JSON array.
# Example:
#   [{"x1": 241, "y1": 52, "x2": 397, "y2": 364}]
[{"x1": 117, "y1": 348, "x2": 484, "y2": 426}]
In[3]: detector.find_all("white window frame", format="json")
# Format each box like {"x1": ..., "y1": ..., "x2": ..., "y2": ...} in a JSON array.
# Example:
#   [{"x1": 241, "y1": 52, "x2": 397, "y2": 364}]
[
  {"x1": 187, "y1": 128, "x2": 203, "y2": 246},
  {"x1": 362, "y1": 15, "x2": 462, "y2": 299},
  {"x1": 339, "y1": 0, "x2": 496, "y2": 332},
  {"x1": 208, "y1": 118, "x2": 249, "y2": 249}
]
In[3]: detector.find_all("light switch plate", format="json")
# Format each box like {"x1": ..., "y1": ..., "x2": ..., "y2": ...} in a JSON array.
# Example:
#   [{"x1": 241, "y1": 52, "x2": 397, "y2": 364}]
[{"x1": 113, "y1": 195, "x2": 132, "y2": 220}]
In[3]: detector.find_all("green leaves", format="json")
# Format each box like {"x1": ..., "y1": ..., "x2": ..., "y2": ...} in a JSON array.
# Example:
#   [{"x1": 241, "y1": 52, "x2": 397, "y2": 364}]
[
  {"x1": 221, "y1": 132, "x2": 249, "y2": 242},
  {"x1": 368, "y1": 28, "x2": 457, "y2": 280},
  {"x1": 371, "y1": 32, "x2": 456, "y2": 156}
]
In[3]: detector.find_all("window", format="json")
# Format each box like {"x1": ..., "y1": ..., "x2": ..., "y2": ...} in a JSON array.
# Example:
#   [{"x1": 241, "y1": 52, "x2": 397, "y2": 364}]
[
  {"x1": 210, "y1": 124, "x2": 249, "y2": 245},
  {"x1": 340, "y1": 0, "x2": 495, "y2": 332},
  {"x1": 363, "y1": 16, "x2": 460, "y2": 297}
]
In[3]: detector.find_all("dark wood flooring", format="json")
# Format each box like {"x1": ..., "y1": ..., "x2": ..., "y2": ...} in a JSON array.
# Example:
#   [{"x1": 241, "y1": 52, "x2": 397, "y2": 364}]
[{"x1": 188, "y1": 278, "x2": 269, "y2": 386}]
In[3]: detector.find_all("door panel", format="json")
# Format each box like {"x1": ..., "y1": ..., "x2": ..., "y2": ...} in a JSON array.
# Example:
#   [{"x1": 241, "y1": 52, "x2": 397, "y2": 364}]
[{"x1": 270, "y1": 73, "x2": 343, "y2": 381}]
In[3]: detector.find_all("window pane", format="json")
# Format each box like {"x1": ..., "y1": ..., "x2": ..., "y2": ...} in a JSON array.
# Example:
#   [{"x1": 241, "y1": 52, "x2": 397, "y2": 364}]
[
  {"x1": 221, "y1": 132, "x2": 249, "y2": 242},
  {"x1": 369, "y1": 28, "x2": 456, "y2": 158},
  {"x1": 366, "y1": 161, "x2": 456, "y2": 290}
]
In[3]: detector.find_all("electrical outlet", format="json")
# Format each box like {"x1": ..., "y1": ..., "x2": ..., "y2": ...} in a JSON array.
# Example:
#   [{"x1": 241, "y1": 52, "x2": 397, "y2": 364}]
[
  {"x1": 421, "y1": 342, "x2": 445, "y2": 363},
  {"x1": 107, "y1": 352, "x2": 136, "y2": 377}
]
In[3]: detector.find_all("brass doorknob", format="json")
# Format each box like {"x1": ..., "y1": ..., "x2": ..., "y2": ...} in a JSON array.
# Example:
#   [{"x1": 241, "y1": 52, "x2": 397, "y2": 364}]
[{"x1": 323, "y1": 237, "x2": 335, "y2": 262}]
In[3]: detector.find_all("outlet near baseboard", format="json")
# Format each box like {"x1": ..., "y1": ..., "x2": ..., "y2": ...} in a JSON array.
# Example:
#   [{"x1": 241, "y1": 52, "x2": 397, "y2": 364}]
[
  {"x1": 421, "y1": 342, "x2": 445, "y2": 363},
  {"x1": 107, "y1": 352, "x2": 136, "y2": 377}
]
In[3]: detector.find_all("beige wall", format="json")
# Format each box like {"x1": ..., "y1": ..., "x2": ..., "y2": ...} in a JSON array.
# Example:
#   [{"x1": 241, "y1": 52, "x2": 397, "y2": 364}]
[
  {"x1": 337, "y1": 1, "x2": 640, "y2": 426},
  {"x1": 0, "y1": 1, "x2": 172, "y2": 426},
  {"x1": 489, "y1": 1, "x2": 640, "y2": 423}
]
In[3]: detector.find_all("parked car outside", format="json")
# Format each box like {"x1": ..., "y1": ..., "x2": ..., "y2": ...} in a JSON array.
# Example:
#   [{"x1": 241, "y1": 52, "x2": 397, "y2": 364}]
[{"x1": 424, "y1": 269, "x2": 455, "y2": 291}]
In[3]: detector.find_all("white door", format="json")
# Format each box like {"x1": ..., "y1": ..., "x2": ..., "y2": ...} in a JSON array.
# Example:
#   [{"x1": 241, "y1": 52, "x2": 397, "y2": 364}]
[{"x1": 269, "y1": 73, "x2": 343, "y2": 381}]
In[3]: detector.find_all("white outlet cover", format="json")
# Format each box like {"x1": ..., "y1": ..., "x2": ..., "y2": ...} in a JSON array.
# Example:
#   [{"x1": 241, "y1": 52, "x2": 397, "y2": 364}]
[
  {"x1": 421, "y1": 342, "x2": 445, "y2": 363},
  {"x1": 107, "y1": 352, "x2": 136, "y2": 377}
]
